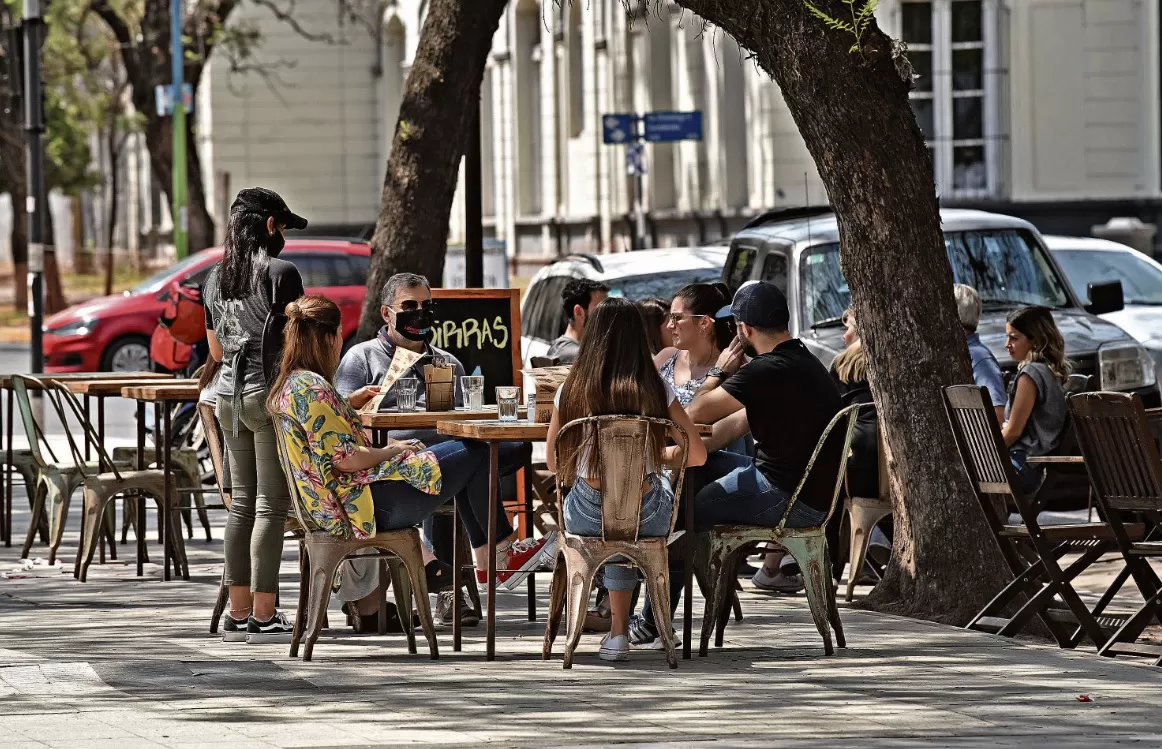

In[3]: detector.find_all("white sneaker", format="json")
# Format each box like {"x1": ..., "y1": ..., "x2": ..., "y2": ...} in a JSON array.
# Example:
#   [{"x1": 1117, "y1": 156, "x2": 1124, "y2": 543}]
[
  {"x1": 752, "y1": 566, "x2": 805, "y2": 594},
  {"x1": 599, "y1": 634, "x2": 630, "y2": 661}
]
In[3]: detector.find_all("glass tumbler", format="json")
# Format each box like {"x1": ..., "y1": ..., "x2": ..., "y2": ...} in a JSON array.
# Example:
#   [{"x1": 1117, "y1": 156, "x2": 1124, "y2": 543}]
[
  {"x1": 397, "y1": 377, "x2": 419, "y2": 412},
  {"x1": 461, "y1": 375, "x2": 485, "y2": 411},
  {"x1": 495, "y1": 386, "x2": 520, "y2": 422}
]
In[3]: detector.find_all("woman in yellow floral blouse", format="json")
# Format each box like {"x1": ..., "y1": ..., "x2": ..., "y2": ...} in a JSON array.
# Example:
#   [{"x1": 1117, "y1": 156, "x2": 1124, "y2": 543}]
[{"x1": 267, "y1": 296, "x2": 556, "y2": 591}]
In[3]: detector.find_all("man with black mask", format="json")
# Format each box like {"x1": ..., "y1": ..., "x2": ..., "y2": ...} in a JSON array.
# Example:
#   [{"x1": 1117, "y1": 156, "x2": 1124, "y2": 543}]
[
  {"x1": 334, "y1": 273, "x2": 535, "y2": 630},
  {"x1": 337, "y1": 272, "x2": 461, "y2": 416}
]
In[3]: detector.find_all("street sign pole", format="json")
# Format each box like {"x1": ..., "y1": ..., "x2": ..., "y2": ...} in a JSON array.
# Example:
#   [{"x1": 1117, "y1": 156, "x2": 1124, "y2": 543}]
[
  {"x1": 604, "y1": 110, "x2": 702, "y2": 251},
  {"x1": 22, "y1": 0, "x2": 44, "y2": 377},
  {"x1": 171, "y1": 0, "x2": 188, "y2": 260}
]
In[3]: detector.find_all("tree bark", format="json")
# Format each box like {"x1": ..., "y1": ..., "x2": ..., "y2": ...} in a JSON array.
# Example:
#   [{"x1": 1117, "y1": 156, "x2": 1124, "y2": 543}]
[
  {"x1": 672, "y1": 0, "x2": 1011, "y2": 624},
  {"x1": 356, "y1": 0, "x2": 510, "y2": 341},
  {"x1": 104, "y1": 128, "x2": 120, "y2": 297},
  {"x1": 91, "y1": 1, "x2": 238, "y2": 253}
]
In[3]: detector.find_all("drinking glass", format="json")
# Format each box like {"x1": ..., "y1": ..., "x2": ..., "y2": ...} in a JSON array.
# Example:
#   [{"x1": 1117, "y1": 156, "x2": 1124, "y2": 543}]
[
  {"x1": 461, "y1": 375, "x2": 485, "y2": 411},
  {"x1": 397, "y1": 377, "x2": 419, "y2": 412},
  {"x1": 496, "y1": 386, "x2": 520, "y2": 422},
  {"x1": 525, "y1": 387, "x2": 536, "y2": 421}
]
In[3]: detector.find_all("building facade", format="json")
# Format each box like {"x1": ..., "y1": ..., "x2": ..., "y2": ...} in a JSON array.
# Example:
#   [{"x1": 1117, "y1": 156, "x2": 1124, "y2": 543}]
[{"x1": 191, "y1": 0, "x2": 1162, "y2": 275}]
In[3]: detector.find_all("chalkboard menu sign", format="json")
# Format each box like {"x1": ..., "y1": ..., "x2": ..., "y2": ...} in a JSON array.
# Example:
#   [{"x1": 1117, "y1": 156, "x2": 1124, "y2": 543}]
[{"x1": 430, "y1": 288, "x2": 522, "y2": 398}]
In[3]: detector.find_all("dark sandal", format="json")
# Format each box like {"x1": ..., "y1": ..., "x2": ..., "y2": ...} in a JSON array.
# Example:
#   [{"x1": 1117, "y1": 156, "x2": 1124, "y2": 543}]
[
  {"x1": 425, "y1": 559, "x2": 455, "y2": 592},
  {"x1": 345, "y1": 602, "x2": 420, "y2": 634}
]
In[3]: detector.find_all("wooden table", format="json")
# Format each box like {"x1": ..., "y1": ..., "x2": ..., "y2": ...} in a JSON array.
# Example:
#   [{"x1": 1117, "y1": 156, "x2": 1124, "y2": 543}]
[
  {"x1": 1, "y1": 371, "x2": 170, "y2": 547},
  {"x1": 121, "y1": 381, "x2": 200, "y2": 580},
  {"x1": 360, "y1": 407, "x2": 499, "y2": 431},
  {"x1": 437, "y1": 418, "x2": 713, "y2": 661}
]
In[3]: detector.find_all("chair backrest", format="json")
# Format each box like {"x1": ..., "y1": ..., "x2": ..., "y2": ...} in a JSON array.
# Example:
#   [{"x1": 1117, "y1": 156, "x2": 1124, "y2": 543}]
[
  {"x1": 943, "y1": 384, "x2": 1031, "y2": 524},
  {"x1": 554, "y1": 414, "x2": 688, "y2": 542},
  {"x1": 531, "y1": 356, "x2": 561, "y2": 368},
  {"x1": 11, "y1": 376, "x2": 51, "y2": 468},
  {"x1": 197, "y1": 401, "x2": 231, "y2": 510},
  {"x1": 1064, "y1": 373, "x2": 1097, "y2": 395},
  {"x1": 44, "y1": 379, "x2": 125, "y2": 478},
  {"x1": 784, "y1": 403, "x2": 866, "y2": 529},
  {"x1": 1069, "y1": 391, "x2": 1162, "y2": 514},
  {"x1": 271, "y1": 416, "x2": 323, "y2": 533}
]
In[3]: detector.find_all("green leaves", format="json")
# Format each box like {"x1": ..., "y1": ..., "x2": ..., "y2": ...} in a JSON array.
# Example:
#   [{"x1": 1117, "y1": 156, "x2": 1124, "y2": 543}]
[{"x1": 802, "y1": 0, "x2": 880, "y2": 55}]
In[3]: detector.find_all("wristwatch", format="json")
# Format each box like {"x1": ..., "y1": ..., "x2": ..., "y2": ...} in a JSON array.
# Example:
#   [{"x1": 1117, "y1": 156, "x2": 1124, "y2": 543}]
[{"x1": 706, "y1": 367, "x2": 728, "y2": 380}]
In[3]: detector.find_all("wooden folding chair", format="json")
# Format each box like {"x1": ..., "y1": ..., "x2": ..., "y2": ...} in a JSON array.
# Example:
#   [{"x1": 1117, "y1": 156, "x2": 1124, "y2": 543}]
[
  {"x1": 1069, "y1": 392, "x2": 1162, "y2": 663},
  {"x1": 944, "y1": 384, "x2": 1136, "y2": 648}
]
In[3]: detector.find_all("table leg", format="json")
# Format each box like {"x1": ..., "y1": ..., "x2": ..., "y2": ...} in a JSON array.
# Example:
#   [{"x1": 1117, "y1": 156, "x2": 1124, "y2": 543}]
[
  {"x1": 486, "y1": 441, "x2": 499, "y2": 661},
  {"x1": 162, "y1": 402, "x2": 173, "y2": 582},
  {"x1": 0, "y1": 388, "x2": 6, "y2": 547},
  {"x1": 97, "y1": 397, "x2": 106, "y2": 472},
  {"x1": 452, "y1": 501, "x2": 462, "y2": 652},
  {"x1": 136, "y1": 402, "x2": 146, "y2": 576},
  {"x1": 83, "y1": 396, "x2": 91, "y2": 462},
  {"x1": 683, "y1": 474, "x2": 694, "y2": 660},
  {"x1": 5, "y1": 386, "x2": 13, "y2": 547},
  {"x1": 524, "y1": 466, "x2": 535, "y2": 622}
]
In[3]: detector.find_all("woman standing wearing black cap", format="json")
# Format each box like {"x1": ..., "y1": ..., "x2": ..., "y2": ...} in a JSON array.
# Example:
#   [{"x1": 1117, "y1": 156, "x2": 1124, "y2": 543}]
[{"x1": 203, "y1": 188, "x2": 307, "y2": 643}]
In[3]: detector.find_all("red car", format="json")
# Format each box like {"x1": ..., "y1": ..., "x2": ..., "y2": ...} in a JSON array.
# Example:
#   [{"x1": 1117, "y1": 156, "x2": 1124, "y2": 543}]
[{"x1": 43, "y1": 240, "x2": 372, "y2": 373}]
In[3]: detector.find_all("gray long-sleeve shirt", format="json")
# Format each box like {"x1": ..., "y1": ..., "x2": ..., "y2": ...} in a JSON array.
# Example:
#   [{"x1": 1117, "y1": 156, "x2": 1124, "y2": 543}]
[{"x1": 334, "y1": 328, "x2": 465, "y2": 443}]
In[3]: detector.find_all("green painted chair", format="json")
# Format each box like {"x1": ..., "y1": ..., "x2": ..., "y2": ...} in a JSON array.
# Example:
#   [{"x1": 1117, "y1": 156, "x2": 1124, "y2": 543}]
[{"x1": 696, "y1": 403, "x2": 865, "y2": 657}]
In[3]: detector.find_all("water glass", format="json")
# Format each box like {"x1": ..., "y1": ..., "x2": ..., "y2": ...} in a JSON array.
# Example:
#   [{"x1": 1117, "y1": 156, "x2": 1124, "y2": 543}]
[
  {"x1": 397, "y1": 377, "x2": 419, "y2": 412},
  {"x1": 461, "y1": 375, "x2": 485, "y2": 411},
  {"x1": 525, "y1": 387, "x2": 536, "y2": 421},
  {"x1": 496, "y1": 386, "x2": 520, "y2": 422}
]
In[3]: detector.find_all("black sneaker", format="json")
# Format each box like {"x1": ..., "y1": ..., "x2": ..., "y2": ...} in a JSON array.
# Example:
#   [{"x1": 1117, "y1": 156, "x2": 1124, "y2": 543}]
[
  {"x1": 628, "y1": 614, "x2": 673, "y2": 650},
  {"x1": 246, "y1": 611, "x2": 294, "y2": 644},
  {"x1": 222, "y1": 615, "x2": 248, "y2": 643}
]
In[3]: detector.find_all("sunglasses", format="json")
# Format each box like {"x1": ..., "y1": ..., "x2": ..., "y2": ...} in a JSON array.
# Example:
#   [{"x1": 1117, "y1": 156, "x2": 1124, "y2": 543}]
[
  {"x1": 665, "y1": 312, "x2": 708, "y2": 325},
  {"x1": 396, "y1": 300, "x2": 435, "y2": 312}
]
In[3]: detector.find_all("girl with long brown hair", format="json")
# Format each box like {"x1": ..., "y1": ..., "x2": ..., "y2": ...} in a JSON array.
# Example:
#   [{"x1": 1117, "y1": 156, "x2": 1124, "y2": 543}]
[
  {"x1": 269, "y1": 297, "x2": 556, "y2": 603},
  {"x1": 1002, "y1": 306, "x2": 1069, "y2": 495},
  {"x1": 546, "y1": 297, "x2": 706, "y2": 661}
]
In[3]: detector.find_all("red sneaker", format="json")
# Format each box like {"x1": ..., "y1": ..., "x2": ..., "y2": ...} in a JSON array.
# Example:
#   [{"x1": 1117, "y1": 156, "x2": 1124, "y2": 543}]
[{"x1": 476, "y1": 532, "x2": 558, "y2": 591}]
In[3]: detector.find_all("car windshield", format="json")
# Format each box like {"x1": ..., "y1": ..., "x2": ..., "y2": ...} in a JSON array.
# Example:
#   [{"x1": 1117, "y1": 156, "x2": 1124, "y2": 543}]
[
  {"x1": 606, "y1": 268, "x2": 724, "y2": 300},
  {"x1": 1053, "y1": 248, "x2": 1162, "y2": 306},
  {"x1": 800, "y1": 229, "x2": 1071, "y2": 327},
  {"x1": 130, "y1": 253, "x2": 208, "y2": 294}
]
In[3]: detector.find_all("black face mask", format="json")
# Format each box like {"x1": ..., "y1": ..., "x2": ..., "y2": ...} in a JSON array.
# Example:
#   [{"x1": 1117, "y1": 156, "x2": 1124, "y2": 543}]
[
  {"x1": 267, "y1": 230, "x2": 285, "y2": 258},
  {"x1": 395, "y1": 307, "x2": 434, "y2": 342}
]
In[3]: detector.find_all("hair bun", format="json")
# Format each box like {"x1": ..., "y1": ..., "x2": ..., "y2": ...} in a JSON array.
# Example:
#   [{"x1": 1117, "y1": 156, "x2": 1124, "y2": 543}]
[{"x1": 286, "y1": 300, "x2": 304, "y2": 320}]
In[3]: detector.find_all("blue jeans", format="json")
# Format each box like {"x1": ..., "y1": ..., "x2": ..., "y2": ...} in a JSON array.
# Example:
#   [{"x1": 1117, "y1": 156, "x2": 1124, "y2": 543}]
[
  {"x1": 694, "y1": 451, "x2": 827, "y2": 531},
  {"x1": 371, "y1": 439, "x2": 513, "y2": 548},
  {"x1": 562, "y1": 474, "x2": 674, "y2": 591},
  {"x1": 1009, "y1": 449, "x2": 1044, "y2": 497}
]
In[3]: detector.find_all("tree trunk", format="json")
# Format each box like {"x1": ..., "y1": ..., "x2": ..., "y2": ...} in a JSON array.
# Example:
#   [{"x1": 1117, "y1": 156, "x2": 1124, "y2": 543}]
[
  {"x1": 674, "y1": 0, "x2": 1012, "y2": 624},
  {"x1": 105, "y1": 129, "x2": 120, "y2": 297},
  {"x1": 141, "y1": 114, "x2": 217, "y2": 253},
  {"x1": 39, "y1": 203, "x2": 66, "y2": 314},
  {"x1": 72, "y1": 197, "x2": 92, "y2": 274},
  {"x1": 356, "y1": 0, "x2": 509, "y2": 341},
  {"x1": 8, "y1": 160, "x2": 28, "y2": 313}
]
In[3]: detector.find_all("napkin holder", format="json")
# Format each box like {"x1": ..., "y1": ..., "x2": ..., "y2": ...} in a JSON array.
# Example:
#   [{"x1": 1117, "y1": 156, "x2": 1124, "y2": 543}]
[
  {"x1": 424, "y1": 363, "x2": 455, "y2": 412},
  {"x1": 522, "y1": 365, "x2": 571, "y2": 423}
]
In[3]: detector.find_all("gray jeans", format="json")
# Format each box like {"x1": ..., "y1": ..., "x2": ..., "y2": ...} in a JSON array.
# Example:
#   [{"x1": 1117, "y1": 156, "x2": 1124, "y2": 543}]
[{"x1": 218, "y1": 390, "x2": 290, "y2": 594}]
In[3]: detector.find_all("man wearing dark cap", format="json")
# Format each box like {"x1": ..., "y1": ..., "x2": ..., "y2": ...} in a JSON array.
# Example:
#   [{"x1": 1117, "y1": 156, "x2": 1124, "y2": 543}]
[{"x1": 686, "y1": 281, "x2": 841, "y2": 587}]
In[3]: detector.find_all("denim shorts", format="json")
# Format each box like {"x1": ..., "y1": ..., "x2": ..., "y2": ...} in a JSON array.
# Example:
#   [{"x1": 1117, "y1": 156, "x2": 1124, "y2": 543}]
[{"x1": 562, "y1": 473, "x2": 673, "y2": 591}]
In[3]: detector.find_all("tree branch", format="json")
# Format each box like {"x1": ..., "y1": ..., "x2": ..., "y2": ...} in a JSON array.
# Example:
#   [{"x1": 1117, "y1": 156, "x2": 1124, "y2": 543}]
[{"x1": 249, "y1": 0, "x2": 342, "y2": 44}]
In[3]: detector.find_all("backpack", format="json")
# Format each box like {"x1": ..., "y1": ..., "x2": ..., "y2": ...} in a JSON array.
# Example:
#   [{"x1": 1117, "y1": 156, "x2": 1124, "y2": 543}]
[
  {"x1": 158, "y1": 279, "x2": 207, "y2": 345},
  {"x1": 150, "y1": 324, "x2": 192, "y2": 373}
]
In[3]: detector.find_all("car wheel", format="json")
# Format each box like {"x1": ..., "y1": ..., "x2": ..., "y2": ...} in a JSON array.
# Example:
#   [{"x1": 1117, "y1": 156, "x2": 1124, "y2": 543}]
[{"x1": 101, "y1": 336, "x2": 151, "y2": 373}]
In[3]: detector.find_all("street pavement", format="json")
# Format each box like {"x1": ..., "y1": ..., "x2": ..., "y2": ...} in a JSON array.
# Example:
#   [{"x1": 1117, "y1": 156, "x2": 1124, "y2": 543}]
[
  {"x1": 3, "y1": 484, "x2": 1162, "y2": 749},
  {"x1": 2, "y1": 344, "x2": 1162, "y2": 747}
]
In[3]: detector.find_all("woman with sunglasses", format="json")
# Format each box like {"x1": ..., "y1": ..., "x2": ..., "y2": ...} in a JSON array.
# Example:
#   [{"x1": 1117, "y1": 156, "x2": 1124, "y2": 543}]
[{"x1": 655, "y1": 283, "x2": 733, "y2": 406}]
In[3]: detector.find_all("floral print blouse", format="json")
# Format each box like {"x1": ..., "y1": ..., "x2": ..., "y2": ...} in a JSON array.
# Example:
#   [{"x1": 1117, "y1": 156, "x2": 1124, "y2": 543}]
[{"x1": 272, "y1": 369, "x2": 442, "y2": 539}]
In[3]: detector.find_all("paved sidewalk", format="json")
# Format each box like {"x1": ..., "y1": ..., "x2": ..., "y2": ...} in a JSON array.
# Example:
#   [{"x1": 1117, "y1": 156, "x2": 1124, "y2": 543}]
[{"x1": 2, "y1": 494, "x2": 1162, "y2": 748}]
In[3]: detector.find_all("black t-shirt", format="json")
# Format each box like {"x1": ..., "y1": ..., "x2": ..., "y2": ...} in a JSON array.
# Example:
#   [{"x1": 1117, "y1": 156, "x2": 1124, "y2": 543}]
[
  {"x1": 721, "y1": 339, "x2": 842, "y2": 507},
  {"x1": 203, "y1": 258, "x2": 304, "y2": 396}
]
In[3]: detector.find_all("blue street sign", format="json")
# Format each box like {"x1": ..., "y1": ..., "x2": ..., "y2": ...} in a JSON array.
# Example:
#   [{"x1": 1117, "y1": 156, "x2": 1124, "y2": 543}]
[
  {"x1": 643, "y1": 110, "x2": 703, "y2": 142},
  {"x1": 602, "y1": 113, "x2": 635, "y2": 144}
]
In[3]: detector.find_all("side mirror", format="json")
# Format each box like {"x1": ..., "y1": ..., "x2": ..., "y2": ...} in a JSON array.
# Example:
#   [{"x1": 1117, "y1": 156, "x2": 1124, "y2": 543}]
[{"x1": 1086, "y1": 280, "x2": 1125, "y2": 315}]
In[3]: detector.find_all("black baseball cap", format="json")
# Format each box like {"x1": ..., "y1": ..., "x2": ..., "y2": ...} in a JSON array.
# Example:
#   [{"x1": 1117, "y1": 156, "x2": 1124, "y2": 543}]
[
  {"x1": 715, "y1": 281, "x2": 790, "y2": 329},
  {"x1": 230, "y1": 187, "x2": 308, "y2": 231}
]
